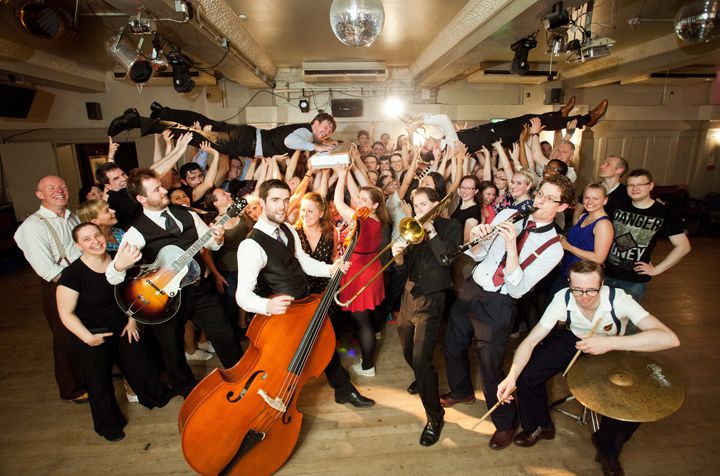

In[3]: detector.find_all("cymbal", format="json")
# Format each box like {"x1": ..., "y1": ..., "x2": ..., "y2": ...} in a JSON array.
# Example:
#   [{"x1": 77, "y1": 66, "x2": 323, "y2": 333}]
[{"x1": 566, "y1": 351, "x2": 685, "y2": 422}]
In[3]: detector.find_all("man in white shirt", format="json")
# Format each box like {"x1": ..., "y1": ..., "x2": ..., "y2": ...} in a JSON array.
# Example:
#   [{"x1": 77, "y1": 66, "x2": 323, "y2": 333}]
[
  {"x1": 440, "y1": 175, "x2": 575, "y2": 450},
  {"x1": 497, "y1": 260, "x2": 680, "y2": 475},
  {"x1": 235, "y1": 179, "x2": 374, "y2": 408},
  {"x1": 106, "y1": 168, "x2": 242, "y2": 397},
  {"x1": 14, "y1": 175, "x2": 86, "y2": 402}
]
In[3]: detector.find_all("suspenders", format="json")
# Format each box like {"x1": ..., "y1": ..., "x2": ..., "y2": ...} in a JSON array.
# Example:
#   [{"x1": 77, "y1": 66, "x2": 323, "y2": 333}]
[
  {"x1": 564, "y1": 287, "x2": 621, "y2": 335},
  {"x1": 34, "y1": 213, "x2": 72, "y2": 266}
]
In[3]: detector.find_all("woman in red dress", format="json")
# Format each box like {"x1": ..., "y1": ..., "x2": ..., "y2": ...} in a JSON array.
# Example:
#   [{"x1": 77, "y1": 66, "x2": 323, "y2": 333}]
[{"x1": 334, "y1": 166, "x2": 390, "y2": 377}]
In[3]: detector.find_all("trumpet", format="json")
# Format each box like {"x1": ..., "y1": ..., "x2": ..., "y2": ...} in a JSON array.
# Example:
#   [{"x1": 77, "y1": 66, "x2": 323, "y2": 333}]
[
  {"x1": 439, "y1": 207, "x2": 536, "y2": 266},
  {"x1": 334, "y1": 193, "x2": 453, "y2": 307}
]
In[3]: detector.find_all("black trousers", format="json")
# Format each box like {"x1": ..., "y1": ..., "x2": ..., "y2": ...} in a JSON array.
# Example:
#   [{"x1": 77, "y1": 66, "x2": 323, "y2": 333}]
[
  {"x1": 516, "y1": 327, "x2": 640, "y2": 460},
  {"x1": 397, "y1": 288, "x2": 445, "y2": 422},
  {"x1": 40, "y1": 280, "x2": 86, "y2": 400},
  {"x1": 442, "y1": 279, "x2": 517, "y2": 430},
  {"x1": 457, "y1": 111, "x2": 591, "y2": 154},
  {"x1": 324, "y1": 350, "x2": 356, "y2": 399},
  {"x1": 69, "y1": 323, "x2": 171, "y2": 439},
  {"x1": 147, "y1": 280, "x2": 243, "y2": 397}
]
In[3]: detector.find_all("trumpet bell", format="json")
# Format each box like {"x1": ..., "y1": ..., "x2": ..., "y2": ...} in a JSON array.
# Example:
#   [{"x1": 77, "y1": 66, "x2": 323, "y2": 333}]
[{"x1": 398, "y1": 217, "x2": 425, "y2": 244}]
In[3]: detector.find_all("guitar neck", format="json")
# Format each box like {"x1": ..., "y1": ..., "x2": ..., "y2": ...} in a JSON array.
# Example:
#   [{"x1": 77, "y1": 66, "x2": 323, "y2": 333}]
[{"x1": 175, "y1": 213, "x2": 232, "y2": 270}]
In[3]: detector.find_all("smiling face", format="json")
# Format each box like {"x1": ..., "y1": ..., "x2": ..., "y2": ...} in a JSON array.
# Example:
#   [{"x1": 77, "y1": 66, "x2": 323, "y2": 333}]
[
  {"x1": 364, "y1": 155, "x2": 378, "y2": 171},
  {"x1": 481, "y1": 186, "x2": 497, "y2": 206},
  {"x1": 228, "y1": 158, "x2": 243, "y2": 180},
  {"x1": 300, "y1": 198, "x2": 322, "y2": 228},
  {"x1": 458, "y1": 178, "x2": 478, "y2": 202},
  {"x1": 554, "y1": 142, "x2": 574, "y2": 164},
  {"x1": 390, "y1": 154, "x2": 403, "y2": 172},
  {"x1": 261, "y1": 187, "x2": 290, "y2": 225},
  {"x1": 170, "y1": 189, "x2": 190, "y2": 207},
  {"x1": 85, "y1": 185, "x2": 103, "y2": 201},
  {"x1": 312, "y1": 119, "x2": 335, "y2": 142},
  {"x1": 92, "y1": 205, "x2": 117, "y2": 227},
  {"x1": 510, "y1": 173, "x2": 531, "y2": 200},
  {"x1": 627, "y1": 174, "x2": 654, "y2": 202},
  {"x1": 74, "y1": 224, "x2": 107, "y2": 256},
  {"x1": 494, "y1": 170, "x2": 508, "y2": 191},
  {"x1": 36, "y1": 176, "x2": 69, "y2": 210},
  {"x1": 568, "y1": 270, "x2": 603, "y2": 308},
  {"x1": 583, "y1": 186, "x2": 608, "y2": 214},
  {"x1": 105, "y1": 168, "x2": 128, "y2": 191},
  {"x1": 183, "y1": 169, "x2": 204, "y2": 189}
]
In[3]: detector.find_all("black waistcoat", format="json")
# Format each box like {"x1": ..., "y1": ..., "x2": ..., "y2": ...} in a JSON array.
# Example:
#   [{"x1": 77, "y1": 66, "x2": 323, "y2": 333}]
[
  {"x1": 248, "y1": 223, "x2": 310, "y2": 299},
  {"x1": 131, "y1": 205, "x2": 198, "y2": 264},
  {"x1": 260, "y1": 124, "x2": 312, "y2": 157}
]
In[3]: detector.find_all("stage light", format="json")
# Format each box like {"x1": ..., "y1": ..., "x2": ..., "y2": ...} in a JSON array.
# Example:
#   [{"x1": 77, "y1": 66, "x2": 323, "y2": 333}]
[
  {"x1": 383, "y1": 97, "x2": 404, "y2": 118},
  {"x1": 299, "y1": 98, "x2": 310, "y2": 113},
  {"x1": 510, "y1": 34, "x2": 537, "y2": 76},
  {"x1": 167, "y1": 47, "x2": 195, "y2": 93},
  {"x1": 543, "y1": 2, "x2": 570, "y2": 32},
  {"x1": 106, "y1": 32, "x2": 153, "y2": 83}
]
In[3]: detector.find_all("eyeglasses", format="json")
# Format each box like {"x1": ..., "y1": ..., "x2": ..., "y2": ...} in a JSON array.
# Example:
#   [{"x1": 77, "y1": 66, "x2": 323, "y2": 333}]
[
  {"x1": 627, "y1": 182, "x2": 651, "y2": 190},
  {"x1": 535, "y1": 190, "x2": 563, "y2": 204},
  {"x1": 569, "y1": 287, "x2": 600, "y2": 297}
]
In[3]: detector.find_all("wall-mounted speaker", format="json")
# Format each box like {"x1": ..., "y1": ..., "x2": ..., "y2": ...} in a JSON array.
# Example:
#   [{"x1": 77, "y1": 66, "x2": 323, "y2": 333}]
[
  {"x1": 331, "y1": 98, "x2": 363, "y2": 117},
  {"x1": 550, "y1": 88, "x2": 563, "y2": 104},
  {"x1": 0, "y1": 84, "x2": 54, "y2": 122},
  {"x1": 85, "y1": 102, "x2": 103, "y2": 120}
]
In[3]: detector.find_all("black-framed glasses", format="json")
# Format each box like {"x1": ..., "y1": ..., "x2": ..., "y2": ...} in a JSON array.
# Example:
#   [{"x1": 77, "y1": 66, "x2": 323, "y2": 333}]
[
  {"x1": 535, "y1": 190, "x2": 563, "y2": 204},
  {"x1": 569, "y1": 287, "x2": 600, "y2": 297},
  {"x1": 627, "y1": 182, "x2": 651, "y2": 190}
]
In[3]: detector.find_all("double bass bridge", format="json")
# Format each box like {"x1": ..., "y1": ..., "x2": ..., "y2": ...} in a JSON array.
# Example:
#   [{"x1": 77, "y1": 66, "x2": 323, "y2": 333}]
[{"x1": 257, "y1": 389, "x2": 287, "y2": 413}]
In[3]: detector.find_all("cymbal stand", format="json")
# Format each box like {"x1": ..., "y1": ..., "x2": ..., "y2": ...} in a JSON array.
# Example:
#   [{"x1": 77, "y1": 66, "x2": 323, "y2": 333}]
[{"x1": 550, "y1": 394, "x2": 599, "y2": 432}]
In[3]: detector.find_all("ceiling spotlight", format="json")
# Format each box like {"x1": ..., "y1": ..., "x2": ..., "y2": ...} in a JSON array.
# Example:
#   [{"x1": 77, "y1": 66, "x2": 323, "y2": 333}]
[
  {"x1": 383, "y1": 97, "x2": 404, "y2": 118},
  {"x1": 299, "y1": 98, "x2": 310, "y2": 113},
  {"x1": 167, "y1": 47, "x2": 195, "y2": 93},
  {"x1": 16, "y1": 1, "x2": 76, "y2": 40},
  {"x1": 510, "y1": 34, "x2": 537, "y2": 76},
  {"x1": 543, "y1": 2, "x2": 571, "y2": 32},
  {"x1": 106, "y1": 32, "x2": 153, "y2": 83}
]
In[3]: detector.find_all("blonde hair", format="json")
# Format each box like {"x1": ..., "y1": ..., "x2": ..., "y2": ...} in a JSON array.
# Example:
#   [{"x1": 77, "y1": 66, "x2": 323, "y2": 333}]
[
  {"x1": 77, "y1": 199, "x2": 109, "y2": 223},
  {"x1": 514, "y1": 168, "x2": 536, "y2": 191}
]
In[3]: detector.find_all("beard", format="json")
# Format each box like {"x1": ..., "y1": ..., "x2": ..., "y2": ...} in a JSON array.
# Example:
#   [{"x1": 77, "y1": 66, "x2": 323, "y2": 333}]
[{"x1": 420, "y1": 149, "x2": 435, "y2": 162}]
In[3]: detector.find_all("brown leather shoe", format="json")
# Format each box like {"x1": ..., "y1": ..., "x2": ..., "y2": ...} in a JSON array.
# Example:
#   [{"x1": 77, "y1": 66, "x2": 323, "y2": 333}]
[
  {"x1": 513, "y1": 425, "x2": 555, "y2": 447},
  {"x1": 439, "y1": 392, "x2": 475, "y2": 407},
  {"x1": 489, "y1": 427, "x2": 517, "y2": 450},
  {"x1": 586, "y1": 99, "x2": 609, "y2": 127},
  {"x1": 560, "y1": 95, "x2": 576, "y2": 117}
]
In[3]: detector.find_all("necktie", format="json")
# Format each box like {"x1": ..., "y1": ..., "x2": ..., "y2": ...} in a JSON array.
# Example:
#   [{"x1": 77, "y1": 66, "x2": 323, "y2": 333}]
[
  {"x1": 161, "y1": 210, "x2": 181, "y2": 237},
  {"x1": 274, "y1": 227, "x2": 285, "y2": 246},
  {"x1": 491, "y1": 220, "x2": 536, "y2": 287}
]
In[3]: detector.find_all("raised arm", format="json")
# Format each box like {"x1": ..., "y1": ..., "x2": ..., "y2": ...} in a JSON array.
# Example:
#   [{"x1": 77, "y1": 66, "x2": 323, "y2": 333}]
[
  {"x1": 492, "y1": 140, "x2": 514, "y2": 182},
  {"x1": 151, "y1": 131, "x2": 193, "y2": 178},
  {"x1": 284, "y1": 150, "x2": 301, "y2": 182},
  {"x1": 333, "y1": 165, "x2": 356, "y2": 223},
  {"x1": 397, "y1": 153, "x2": 419, "y2": 201},
  {"x1": 191, "y1": 142, "x2": 221, "y2": 202}
]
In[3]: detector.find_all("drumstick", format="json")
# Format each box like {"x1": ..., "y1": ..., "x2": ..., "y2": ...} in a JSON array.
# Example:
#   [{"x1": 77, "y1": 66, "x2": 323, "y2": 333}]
[
  {"x1": 470, "y1": 386, "x2": 516, "y2": 431},
  {"x1": 562, "y1": 318, "x2": 603, "y2": 377}
]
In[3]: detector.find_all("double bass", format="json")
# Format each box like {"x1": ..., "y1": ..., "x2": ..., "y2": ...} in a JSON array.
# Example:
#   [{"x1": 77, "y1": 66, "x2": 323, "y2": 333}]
[{"x1": 179, "y1": 209, "x2": 368, "y2": 475}]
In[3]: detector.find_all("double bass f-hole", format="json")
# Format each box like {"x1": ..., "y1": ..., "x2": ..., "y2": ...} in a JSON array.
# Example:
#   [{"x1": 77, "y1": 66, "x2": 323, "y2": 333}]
[{"x1": 227, "y1": 370, "x2": 267, "y2": 403}]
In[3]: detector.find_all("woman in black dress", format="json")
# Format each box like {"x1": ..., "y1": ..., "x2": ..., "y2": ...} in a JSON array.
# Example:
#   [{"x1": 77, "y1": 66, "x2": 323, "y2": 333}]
[
  {"x1": 294, "y1": 192, "x2": 338, "y2": 293},
  {"x1": 56, "y1": 223, "x2": 171, "y2": 442}
]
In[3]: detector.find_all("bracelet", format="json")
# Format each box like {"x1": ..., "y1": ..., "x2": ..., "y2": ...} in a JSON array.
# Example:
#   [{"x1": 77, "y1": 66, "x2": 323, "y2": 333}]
[
  {"x1": 305, "y1": 174, "x2": 313, "y2": 178},
  {"x1": 530, "y1": 132, "x2": 539, "y2": 137}
]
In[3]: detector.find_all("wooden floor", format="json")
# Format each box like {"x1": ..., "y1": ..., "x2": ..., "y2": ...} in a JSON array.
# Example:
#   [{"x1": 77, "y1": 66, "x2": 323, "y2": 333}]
[{"x1": 1, "y1": 238, "x2": 719, "y2": 475}]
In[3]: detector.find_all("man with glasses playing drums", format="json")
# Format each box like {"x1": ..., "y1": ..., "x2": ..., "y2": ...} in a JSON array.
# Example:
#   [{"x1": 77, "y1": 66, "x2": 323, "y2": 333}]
[{"x1": 497, "y1": 260, "x2": 680, "y2": 476}]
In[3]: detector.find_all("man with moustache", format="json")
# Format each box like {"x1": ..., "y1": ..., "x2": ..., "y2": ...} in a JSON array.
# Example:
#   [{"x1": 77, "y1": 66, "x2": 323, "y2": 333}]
[
  {"x1": 105, "y1": 169, "x2": 242, "y2": 397},
  {"x1": 14, "y1": 175, "x2": 87, "y2": 402},
  {"x1": 235, "y1": 179, "x2": 374, "y2": 408}
]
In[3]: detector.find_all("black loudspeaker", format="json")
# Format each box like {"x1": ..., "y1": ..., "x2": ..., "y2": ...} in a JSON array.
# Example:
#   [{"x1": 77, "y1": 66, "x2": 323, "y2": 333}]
[
  {"x1": 85, "y1": 102, "x2": 103, "y2": 120},
  {"x1": 0, "y1": 84, "x2": 36, "y2": 118},
  {"x1": 550, "y1": 88, "x2": 563, "y2": 104},
  {"x1": 331, "y1": 98, "x2": 363, "y2": 117}
]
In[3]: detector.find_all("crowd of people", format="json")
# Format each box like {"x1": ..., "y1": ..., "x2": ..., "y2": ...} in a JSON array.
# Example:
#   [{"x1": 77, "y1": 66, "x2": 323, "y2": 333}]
[{"x1": 13, "y1": 97, "x2": 691, "y2": 475}]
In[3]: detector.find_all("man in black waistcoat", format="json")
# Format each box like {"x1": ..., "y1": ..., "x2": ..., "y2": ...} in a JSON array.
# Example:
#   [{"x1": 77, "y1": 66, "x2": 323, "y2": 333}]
[
  {"x1": 106, "y1": 168, "x2": 243, "y2": 397},
  {"x1": 107, "y1": 104, "x2": 338, "y2": 157},
  {"x1": 235, "y1": 179, "x2": 375, "y2": 408},
  {"x1": 391, "y1": 187, "x2": 462, "y2": 446}
]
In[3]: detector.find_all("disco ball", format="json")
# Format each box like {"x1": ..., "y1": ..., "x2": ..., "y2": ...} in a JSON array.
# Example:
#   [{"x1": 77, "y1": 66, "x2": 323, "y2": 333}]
[
  {"x1": 675, "y1": 0, "x2": 720, "y2": 44},
  {"x1": 329, "y1": 0, "x2": 385, "y2": 47}
]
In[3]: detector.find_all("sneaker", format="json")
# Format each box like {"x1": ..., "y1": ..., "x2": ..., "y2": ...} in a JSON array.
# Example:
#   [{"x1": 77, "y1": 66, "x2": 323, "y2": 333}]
[
  {"x1": 126, "y1": 393, "x2": 139, "y2": 403},
  {"x1": 350, "y1": 362, "x2": 376, "y2": 377},
  {"x1": 185, "y1": 349, "x2": 213, "y2": 361},
  {"x1": 197, "y1": 341, "x2": 216, "y2": 353}
]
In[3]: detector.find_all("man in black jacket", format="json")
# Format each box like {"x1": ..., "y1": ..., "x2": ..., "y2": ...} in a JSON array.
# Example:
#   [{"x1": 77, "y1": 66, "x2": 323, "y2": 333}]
[
  {"x1": 107, "y1": 104, "x2": 338, "y2": 157},
  {"x1": 391, "y1": 187, "x2": 462, "y2": 446}
]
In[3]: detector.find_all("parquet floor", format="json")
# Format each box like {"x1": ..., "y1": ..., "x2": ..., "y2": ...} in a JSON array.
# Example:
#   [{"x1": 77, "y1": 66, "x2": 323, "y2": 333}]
[{"x1": 0, "y1": 238, "x2": 718, "y2": 475}]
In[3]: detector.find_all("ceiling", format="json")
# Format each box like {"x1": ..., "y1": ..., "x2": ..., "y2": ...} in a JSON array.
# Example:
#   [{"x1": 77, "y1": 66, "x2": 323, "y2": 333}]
[{"x1": 0, "y1": 0, "x2": 719, "y2": 93}]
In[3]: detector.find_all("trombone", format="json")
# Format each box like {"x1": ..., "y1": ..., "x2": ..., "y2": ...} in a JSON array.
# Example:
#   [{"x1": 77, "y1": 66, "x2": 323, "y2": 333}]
[{"x1": 334, "y1": 193, "x2": 453, "y2": 307}]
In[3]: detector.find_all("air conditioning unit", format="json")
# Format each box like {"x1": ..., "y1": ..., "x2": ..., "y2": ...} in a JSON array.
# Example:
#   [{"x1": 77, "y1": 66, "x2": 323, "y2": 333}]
[{"x1": 302, "y1": 61, "x2": 387, "y2": 83}]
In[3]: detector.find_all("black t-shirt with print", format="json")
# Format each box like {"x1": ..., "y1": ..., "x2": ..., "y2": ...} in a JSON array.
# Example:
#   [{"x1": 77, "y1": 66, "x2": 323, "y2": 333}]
[{"x1": 605, "y1": 200, "x2": 684, "y2": 283}]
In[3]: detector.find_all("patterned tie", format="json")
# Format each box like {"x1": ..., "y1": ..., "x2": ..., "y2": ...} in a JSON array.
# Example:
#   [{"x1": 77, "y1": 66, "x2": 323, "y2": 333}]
[
  {"x1": 161, "y1": 210, "x2": 181, "y2": 237},
  {"x1": 274, "y1": 227, "x2": 285, "y2": 246},
  {"x1": 491, "y1": 220, "x2": 536, "y2": 287}
]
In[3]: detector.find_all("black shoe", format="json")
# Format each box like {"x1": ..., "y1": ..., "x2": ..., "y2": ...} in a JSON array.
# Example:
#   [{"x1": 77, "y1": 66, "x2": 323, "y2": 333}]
[
  {"x1": 419, "y1": 419, "x2": 443, "y2": 446},
  {"x1": 103, "y1": 430, "x2": 125, "y2": 442},
  {"x1": 407, "y1": 381, "x2": 418, "y2": 395},
  {"x1": 149, "y1": 101, "x2": 164, "y2": 119},
  {"x1": 335, "y1": 391, "x2": 375, "y2": 408},
  {"x1": 107, "y1": 108, "x2": 140, "y2": 136}
]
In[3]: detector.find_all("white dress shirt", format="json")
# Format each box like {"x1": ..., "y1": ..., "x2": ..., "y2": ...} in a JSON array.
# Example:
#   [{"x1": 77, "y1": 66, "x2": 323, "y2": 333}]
[
  {"x1": 235, "y1": 216, "x2": 332, "y2": 315},
  {"x1": 283, "y1": 127, "x2": 316, "y2": 152},
  {"x1": 466, "y1": 208, "x2": 563, "y2": 299},
  {"x1": 540, "y1": 286, "x2": 649, "y2": 336},
  {"x1": 106, "y1": 207, "x2": 220, "y2": 284},
  {"x1": 14, "y1": 206, "x2": 81, "y2": 282}
]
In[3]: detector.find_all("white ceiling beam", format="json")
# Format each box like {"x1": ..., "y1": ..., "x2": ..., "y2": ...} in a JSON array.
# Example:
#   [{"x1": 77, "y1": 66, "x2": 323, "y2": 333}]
[
  {"x1": 0, "y1": 38, "x2": 106, "y2": 93},
  {"x1": 409, "y1": 0, "x2": 539, "y2": 88},
  {"x1": 562, "y1": 32, "x2": 720, "y2": 89}
]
